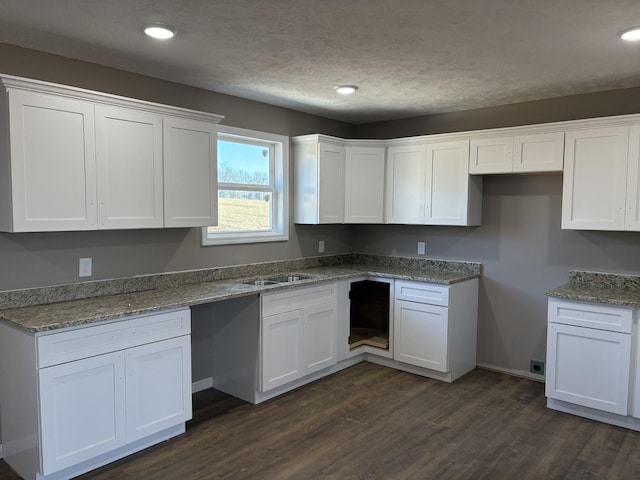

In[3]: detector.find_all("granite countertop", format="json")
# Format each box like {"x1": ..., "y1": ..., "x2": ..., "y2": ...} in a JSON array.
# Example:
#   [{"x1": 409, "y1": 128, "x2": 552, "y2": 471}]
[
  {"x1": 547, "y1": 270, "x2": 640, "y2": 307},
  {"x1": 0, "y1": 254, "x2": 481, "y2": 333}
]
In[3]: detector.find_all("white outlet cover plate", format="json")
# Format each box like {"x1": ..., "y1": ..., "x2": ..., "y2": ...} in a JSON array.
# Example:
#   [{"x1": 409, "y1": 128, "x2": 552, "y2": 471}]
[{"x1": 79, "y1": 257, "x2": 92, "y2": 277}]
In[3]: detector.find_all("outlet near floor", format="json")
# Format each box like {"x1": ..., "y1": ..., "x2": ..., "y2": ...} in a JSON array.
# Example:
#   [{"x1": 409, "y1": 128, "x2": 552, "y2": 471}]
[{"x1": 530, "y1": 360, "x2": 544, "y2": 375}]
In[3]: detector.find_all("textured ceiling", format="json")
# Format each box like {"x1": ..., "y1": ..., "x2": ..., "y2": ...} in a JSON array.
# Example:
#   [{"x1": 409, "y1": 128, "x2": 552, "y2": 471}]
[{"x1": 1, "y1": 0, "x2": 640, "y2": 124}]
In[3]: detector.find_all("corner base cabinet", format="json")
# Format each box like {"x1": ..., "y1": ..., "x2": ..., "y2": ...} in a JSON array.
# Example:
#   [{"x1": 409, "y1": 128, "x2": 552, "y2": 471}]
[
  {"x1": 0, "y1": 309, "x2": 192, "y2": 480},
  {"x1": 546, "y1": 298, "x2": 640, "y2": 430}
]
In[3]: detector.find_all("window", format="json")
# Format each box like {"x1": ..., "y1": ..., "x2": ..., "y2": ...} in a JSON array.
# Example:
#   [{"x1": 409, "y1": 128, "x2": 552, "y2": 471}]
[{"x1": 202, "y1": 125, "x2": 288, "y2": 245}]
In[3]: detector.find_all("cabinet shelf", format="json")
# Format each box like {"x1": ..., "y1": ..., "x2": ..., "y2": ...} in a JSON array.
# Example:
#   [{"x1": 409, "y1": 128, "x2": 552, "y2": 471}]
[{"x1": 349, "y1": 327, "x2": 389, "y2": 351}]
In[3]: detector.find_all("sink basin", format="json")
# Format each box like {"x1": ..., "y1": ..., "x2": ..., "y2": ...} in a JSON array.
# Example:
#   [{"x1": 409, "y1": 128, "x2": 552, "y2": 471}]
[
  {"x1": 242, "y1": 279, "x2": 280, "y2": 286},
  {"x1": 241, "y1": 273, "x2": 314, "y2": 286},
  {"x1": 265, "y1": 274, "x2": 314, "y2": 283}
]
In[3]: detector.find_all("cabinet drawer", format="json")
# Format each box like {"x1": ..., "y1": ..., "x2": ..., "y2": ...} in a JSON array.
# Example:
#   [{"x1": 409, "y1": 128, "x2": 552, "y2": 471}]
[
  {"x1": 262, "y1": 283, "x2": 337, "y2": 317},
  {"x1": 395, "y1": 280, "x2": 449, "y2": 307},
  {"x1": 37, "y1": 308, "x2": 191, "y2": 368},
  {"x1": 548, "y1": 298, "x2": 632, "y2": 333}
]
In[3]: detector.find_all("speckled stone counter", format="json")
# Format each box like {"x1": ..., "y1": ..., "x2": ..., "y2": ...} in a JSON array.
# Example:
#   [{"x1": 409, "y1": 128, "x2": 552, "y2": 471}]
[
  {"x1": 0, "y1": 254, "x2": 481, "y2": 333},
  {"x1": 547, "y1": 270, "x2": 640, "y2": 307}
]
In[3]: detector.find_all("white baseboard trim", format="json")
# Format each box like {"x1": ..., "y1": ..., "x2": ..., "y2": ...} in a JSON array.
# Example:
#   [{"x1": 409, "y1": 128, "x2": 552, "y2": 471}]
[
  {"x1": 476, "y1": 362, "x2": 545, "y2": 383},
  {"x1": 192, "y1": 377, "x2": 214, "y2": 394}
]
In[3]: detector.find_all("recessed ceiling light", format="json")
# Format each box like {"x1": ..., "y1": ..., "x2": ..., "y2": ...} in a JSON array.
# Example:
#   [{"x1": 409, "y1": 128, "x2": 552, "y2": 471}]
[
  {"x1": 336, "y1": 85, "x2": 358, "y2": 95},
  {"x1": 144, "y1": 24, "x2": 176, "y2": 40},
  {"x1": 618, "y1": 26, "x2": 640, "y2": 41}
]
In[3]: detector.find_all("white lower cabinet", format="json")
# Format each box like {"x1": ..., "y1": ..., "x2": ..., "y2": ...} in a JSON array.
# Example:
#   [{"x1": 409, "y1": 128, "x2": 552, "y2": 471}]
[
  {"x1": 302, "y1": 303, "x2": 338, "y2": 374},
  {"x1": 394, "y1": 300, "x2": 449, "y2": 372},
  {"x1": 260, "y1": 284, "x2": 337, "y2": 392},
  {"x1": 545, "y1": 298, "x2": 640, "y2": 426},
  {"x1": 39, "y1": 337, "x2": 192, "y2": 475},
  {"x1": 261, "y1": 309, "x2": 303, "y2": 391},
  {"x1": 124, "y1": 336, "x2": 192, "y2": 442},
  {"x1": 392, "y1": 279, "x2": 478, "y2": 381},
  {"x1": 39, "y1": 351, "x2": 127, "y2": 474},
  {"x1": 546, "y1": 322, "x2": 630, "y2": 415},
  {"x1": 0, "y1": 308, "x2": 192, "y2": 480}
]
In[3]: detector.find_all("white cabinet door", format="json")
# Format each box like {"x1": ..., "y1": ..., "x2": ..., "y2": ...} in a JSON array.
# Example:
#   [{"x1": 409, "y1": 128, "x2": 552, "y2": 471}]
[
  {"x1": 262, "y1": 310, "x2": 303, "y2": 391},
  {"x1": 95, "y1": 105, "x2": 164, "y2": 229},
  {"x1": 514, "y1": 132, "x2": 564, "y2": 173},
  {"x1": 469, "y1": 136, "x2": 513, "y2": 174},
  {"x1": 293, "y1": 139, "x2": 344, "y2": 224},
  {"x1": 5, "y1": 90, "x2": 97, "y2": 232},
  {"x1": 344, "y1": 146, "x2": 385, "y2": 223},
  {"x1": 38, "y1": 351, "x2": 126, "y2": 475},
  {"x1": 318, "y1": 142, "x2": 345, "y2": 223},
  {"x1": 163, "y1": 117, "x2": 217, "y2": 227},
  {"x1": 626, "y1": 125, "x2": 640, "y2": 231},
  {"x1": 302, "y1": 302, "x2": 337, "y2": 375},
  {"x1": 385, "y1": 145, "x2": 427, "y2": 224},
  {"x1": 562, "y1": 126, "x2": 629, "y2": 230},
  {"x1": 426, "y1": 140, "x2": 479, "y2": 226},
  {"x1": 545, "y1": 322, "x2": 631, "y2": 415},
  {"x1": 125, "y1": 336, "x2": 192, "y2": 442},
  {"x1": 394, "y1": 299, "x2": 449, "y2": 372}
]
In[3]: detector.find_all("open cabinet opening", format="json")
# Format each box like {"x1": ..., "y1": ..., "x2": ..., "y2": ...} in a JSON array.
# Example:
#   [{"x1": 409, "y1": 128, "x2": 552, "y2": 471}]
[{"x1": 349, "y1": 280, "x2": 390, "y2": 351}]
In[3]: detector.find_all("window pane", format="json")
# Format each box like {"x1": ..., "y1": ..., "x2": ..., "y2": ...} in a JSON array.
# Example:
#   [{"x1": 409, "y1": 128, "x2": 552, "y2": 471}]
[
  {"x1": 209, "y1": 190, "x2": 272, "y2": 232},
  {"x1": 217, "y1": 140, "x2": 270, "y2": 186}
]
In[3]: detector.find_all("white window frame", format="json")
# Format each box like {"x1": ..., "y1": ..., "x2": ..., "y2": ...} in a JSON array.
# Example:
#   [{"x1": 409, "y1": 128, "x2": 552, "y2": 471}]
[{"x1": 202, "y1": 125, "x2": 289, "y2": 246}]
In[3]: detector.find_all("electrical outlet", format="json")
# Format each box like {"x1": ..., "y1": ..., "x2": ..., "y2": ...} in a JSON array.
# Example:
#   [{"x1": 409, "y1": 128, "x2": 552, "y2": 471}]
[
  {"x1": 530, "y1": 360, "x2": 544, "y2": 375},
  {"x1": 318, "y1": 240, "x2": 325, "y2": 253},
  {"x1": 79, "y1": 258, "x2": 92, "y2": 277},
  {"x1": 417, "y1": 241, "x2": 426, "y2": 255}
]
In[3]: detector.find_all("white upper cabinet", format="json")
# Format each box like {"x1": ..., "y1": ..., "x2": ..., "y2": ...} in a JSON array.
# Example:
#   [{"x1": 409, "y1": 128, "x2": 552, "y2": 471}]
[
  {"x1": 292, "y1": 137, "x2": 385, "y2": 224},
  {"x1": 562, "y1": 126, "x2": 629, "y2": 230},
  {"x1": 293, "y1": 114, "x2": 640, "y2": 231},
  {"x1": 0, "y1": 74, "x2": 223, "y2": 232},
  {"x1": 385, "y1": 140, "x2": 481, "y2": 226},
  {"x1": 470, "y1": 132, "x2": 564, "y2": 174},
  {"x1": 344, "y1": 145, "x2": 386, "y2": 223},
  {"x1": 469, "y1": 136, "x2": 513, "y2": 174},
  {"x1": 95, "y1": 105, "x2": 164, "y2": 229},
  {"x1": 385, "y1": 144, "x2": 427, "y2": 224},
  {"x1": 163, "y1": 117, "x2": 218, "y2": 228},
  {"x1": 293, "y1": 136, "x2": 345, "y2": 224},
  {"x1": 0, "y1": 90, "x2": 98, "y2": 232},
  {"x1": 626, "y1": 125, "x2": 640, "y2": 231},
  {"x1": 426, "y1": 140, "x2": 481, "y2": 226},
  {"x1": 514, "y1": 132, "x2": 564, "y2": 173}
]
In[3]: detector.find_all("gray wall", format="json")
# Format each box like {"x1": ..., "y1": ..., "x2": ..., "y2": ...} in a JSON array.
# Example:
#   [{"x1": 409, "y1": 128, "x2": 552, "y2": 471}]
[
  {"x1": 3, "y1": 43, "x2": 640, "y2": 378},
  {"x1": 0, "y1": 44, "x2": 355, "y2": 291},
  {"x1": 354, "y1": 87, "x2": 640, "y2": 139},
  {"x1": 352, "y1": 175, "x2": 640, "y2": 374},
  {"x1": 354, "y1": 93, "x2": 640, "y2": 375}
]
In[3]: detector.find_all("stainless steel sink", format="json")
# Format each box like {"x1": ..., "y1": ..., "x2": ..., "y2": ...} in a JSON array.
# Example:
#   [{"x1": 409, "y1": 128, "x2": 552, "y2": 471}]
[
  {"x1": 265, "y1": 274, "x2": 314, "y2": 283},
  {"x1": 242, "y1": 279, "x2": 280, "y2": 286},
  {"x1": 241, "y1": 273, "x2": 314, "y2": 286}
]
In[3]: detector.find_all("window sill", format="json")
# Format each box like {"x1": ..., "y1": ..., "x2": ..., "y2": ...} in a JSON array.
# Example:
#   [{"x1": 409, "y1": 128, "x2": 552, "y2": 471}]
[{"x1": 201, "y1": 230, "x2": 289, "y2": 246}]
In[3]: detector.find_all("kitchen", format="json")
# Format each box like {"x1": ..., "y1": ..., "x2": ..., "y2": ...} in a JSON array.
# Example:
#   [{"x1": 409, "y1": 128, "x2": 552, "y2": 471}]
[{"x1": 2, "y1": 1, "x2": 640, "y2": 478}]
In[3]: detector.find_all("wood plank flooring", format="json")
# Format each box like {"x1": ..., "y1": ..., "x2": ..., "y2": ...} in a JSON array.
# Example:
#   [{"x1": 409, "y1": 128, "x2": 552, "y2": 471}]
[{"x1": 2, "y1": 363, "x2": 640, "y2": 479}]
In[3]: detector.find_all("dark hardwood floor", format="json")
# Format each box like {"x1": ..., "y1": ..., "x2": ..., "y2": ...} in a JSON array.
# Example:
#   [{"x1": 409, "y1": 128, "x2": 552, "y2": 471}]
[{"x1": 2, "y1": 363, "x2": 640, "y2": 479}]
